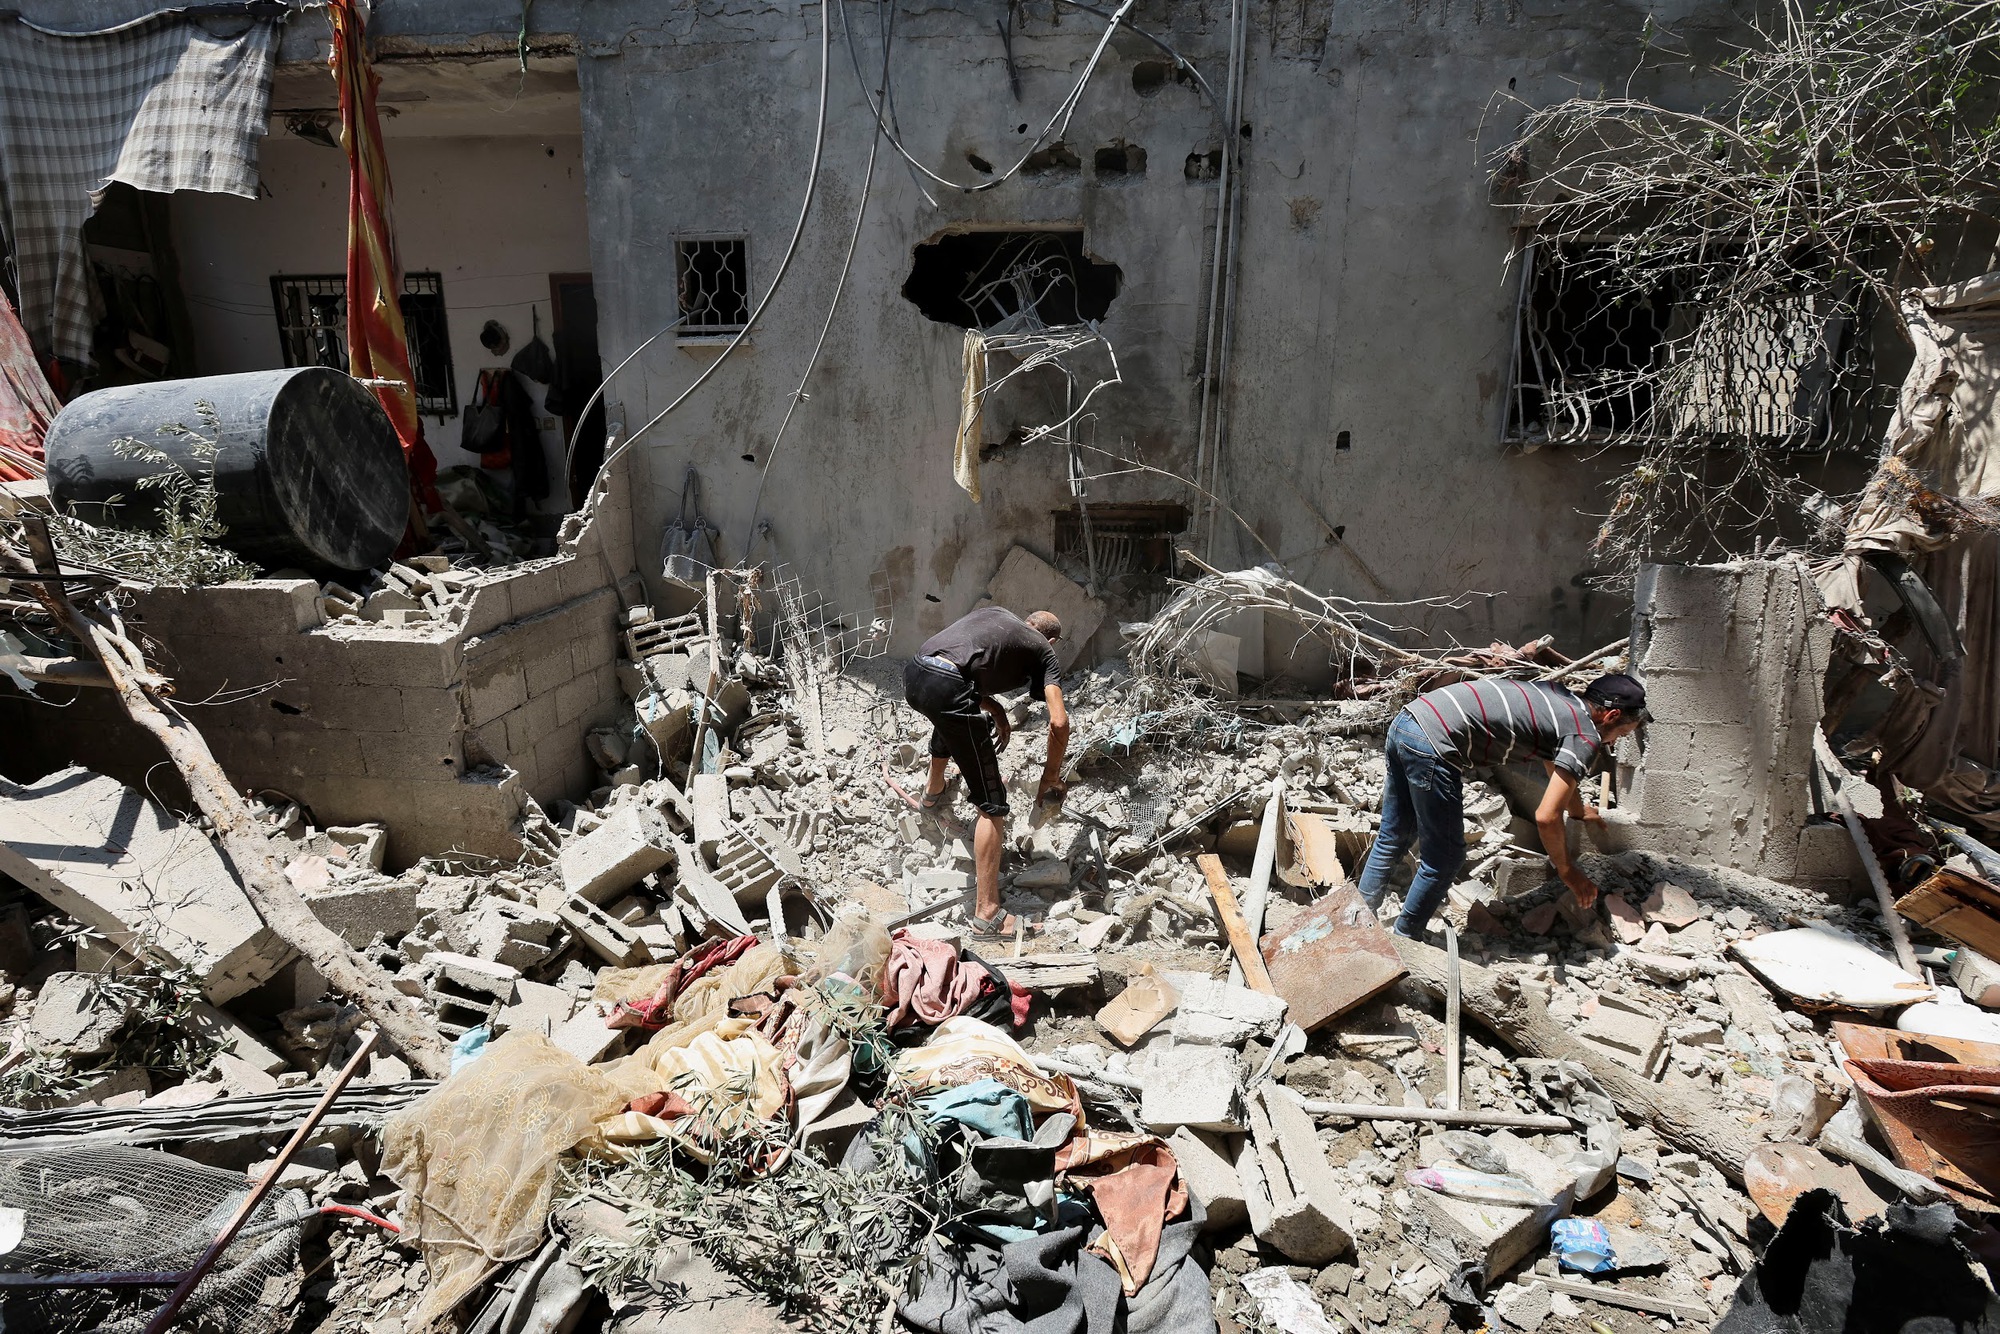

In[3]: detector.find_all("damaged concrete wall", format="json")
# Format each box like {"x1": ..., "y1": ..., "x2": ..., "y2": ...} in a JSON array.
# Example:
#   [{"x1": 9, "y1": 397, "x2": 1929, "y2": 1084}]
[
  {"x1": 1606, "y1": 560, "x2": 1856, "y2": 890},
  {"x1": 561, "y1": 0, "x2": 1869, "y2": 655},
  {"x1": 0, "y1": 461, "x2": 639, "y2": 868}
]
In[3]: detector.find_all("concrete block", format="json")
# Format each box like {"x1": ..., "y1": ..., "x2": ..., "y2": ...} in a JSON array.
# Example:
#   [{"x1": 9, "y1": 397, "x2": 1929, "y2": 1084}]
[
  {"x1": 524, "y1": 648, "x2": 575, "y2": 698},
  {"x1": 0, "y1": 769, "x2": 291, "y2": 1002},
  {"x1": 500, "y1": 979, "x2": 576, "y2": 1038},
  {"x1": 1246, "y1": 1086, "x2": 1355, "y2": 1264},
  {"x1": 1408, "y1": 1132, "x2": 1572, "y2": 1282},
  {"x1": 359, "y1": 731, "x2": 461, "y2": 781},
  {"x1": 1140, "y1": 1044, "x2": 1245, "y2": 1132},
  {"x1": 343, "y1": 631, "x2": 458, "y2": 690},
  {"x1": 1163, "y1": 971, "x2": 1289, "y2": 1046},
  {"x1": 979, "y1": 545, "x2": 1105, "y2": 672},
  {"x1": 549, "y1": 1005, "x2": 624, "y2": 1065},
  {"x1": 467, "y1": 899, "x2": 562, "y2": 970},
  {"x1": 1492, "y1": 857, "x2": 1551, "y2": 900},
  {"x1": 29, "y1": 973, "x2": 135, "y2": 1055},
  {"x1": 208, "y1": 1050, "x2": 280, "y2": 1097},
  {"x1": 800, "y1": 1093, "x2": 878, "y2": 1162},
  {"x1": 187, "y1": 1002, "x2": 288, "y2": 1074},
  {"x1": 559, "y1": 803, "x2": 674, "y2": 904},
  {"x1": 552, "y1": 893, "x2": 649, "y2": 966},
  {"x1": 1576, "y1": 993, "x2": 1665, "y2": 1072},
  {"x1": 465, "y1": 662, "x2": 529, "y2": 727},
  {"x1": 1953, "y1": 949, "x2": 2000, "y2": 1008},
  {"x1": 305, "y1": 879, "x2": 422, "y2": 947},
  {"x1": 691, "y1": 772, "x2": 731, "y2": 858},
  {"x1": 427, "y1": 951, "x2": 521, "y2": 1000},
  {"x1": 1169, "y1": 1127, "x2": 1248, "y2": 1232}
]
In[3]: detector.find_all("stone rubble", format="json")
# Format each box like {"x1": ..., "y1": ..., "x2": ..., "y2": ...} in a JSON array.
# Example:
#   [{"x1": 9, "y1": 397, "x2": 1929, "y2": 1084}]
[{"x1": 0, "y1": 597, "x2": 1981, "y2": 1334}]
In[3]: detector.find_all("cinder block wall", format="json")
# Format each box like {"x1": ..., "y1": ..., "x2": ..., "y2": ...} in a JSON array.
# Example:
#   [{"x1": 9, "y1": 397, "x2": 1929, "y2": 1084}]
[
  {"x1": 1604, "y1": 559, "x2": 1852, "y2": 889},
  {"x1": 0, "y1": 458, "x2": 639, "y2": 869}
]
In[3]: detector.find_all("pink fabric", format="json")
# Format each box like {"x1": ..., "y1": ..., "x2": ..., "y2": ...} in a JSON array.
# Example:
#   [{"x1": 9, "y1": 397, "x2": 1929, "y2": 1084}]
[
  {"x1": 885, "y1": 930, "x2": 993, "y2": 1028},
  {"x1": 0, "y1": 290, "x2": 57, "y2": 482},
  {"x1": 608, "y1": 934, "x2": 759, "y2": 1031}
]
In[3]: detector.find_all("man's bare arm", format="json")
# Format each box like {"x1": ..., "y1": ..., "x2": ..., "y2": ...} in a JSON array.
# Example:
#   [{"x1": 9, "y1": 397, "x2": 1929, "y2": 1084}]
[
  {"x1": 1536, "y1": 766, "x2": 1599, "y2": 909},
  {"x1": 1040, "y1": 682, "x2": 1069, "y2": 796}
]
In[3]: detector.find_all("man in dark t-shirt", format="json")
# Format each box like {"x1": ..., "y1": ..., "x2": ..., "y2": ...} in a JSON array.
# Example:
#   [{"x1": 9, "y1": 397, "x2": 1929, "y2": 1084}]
[{"x1": 904, "y1": 606, "x2": 1070, "y2": 938}]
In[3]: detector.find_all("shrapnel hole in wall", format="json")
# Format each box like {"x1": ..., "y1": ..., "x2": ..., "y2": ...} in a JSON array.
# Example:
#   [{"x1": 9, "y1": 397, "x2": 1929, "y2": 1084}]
[
  {"x1": 1131, "y1": 60, "x2": 1198, "y2": 96},
  {"x1": 1020, "y1": 141, "x2": 1082, "y2": 176},
  {"x1": 1184, "y1": 148, "x2": 1221, "y2": 181},
  {"x1": 901, "y1": 230, "x2": 1121, "y2": 330},
  {"x1": 1095, "y1": 142, "x2": 1146, "y2": 178}
]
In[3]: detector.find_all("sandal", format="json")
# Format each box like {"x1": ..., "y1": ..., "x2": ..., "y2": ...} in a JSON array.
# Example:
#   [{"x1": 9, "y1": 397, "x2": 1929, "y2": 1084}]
[
  {"x1": 920, "y1": 787, "x2": 948, "y2": 811},
  {"x1": 969, "y1": 910, "x2": 1025, "y2": 941}
]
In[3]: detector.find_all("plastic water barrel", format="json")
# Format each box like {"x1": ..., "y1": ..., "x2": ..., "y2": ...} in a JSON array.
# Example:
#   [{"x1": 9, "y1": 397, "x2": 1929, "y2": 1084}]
[{"x1": 44, "y1": 367, "x2": 411, "y2": 574}]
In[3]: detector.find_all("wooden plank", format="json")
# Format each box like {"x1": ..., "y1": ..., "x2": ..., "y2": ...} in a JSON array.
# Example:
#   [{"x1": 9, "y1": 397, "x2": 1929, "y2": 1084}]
[
  {"x1": 1197, "y1": 853, "x2": 1277, "y2": 996},
  {"x1": 1897, "y1": 868, "x2": 2000, "y2": 960},
  {"x1": 1533, "y1": 1276, "x2": 1713, "y2": 1321}
]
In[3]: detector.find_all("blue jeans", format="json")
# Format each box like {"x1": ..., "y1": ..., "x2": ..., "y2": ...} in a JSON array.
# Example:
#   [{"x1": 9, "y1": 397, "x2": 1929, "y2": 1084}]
[{"x1": 1358, "y1": 712, "x2": 1466, "y2": 937}]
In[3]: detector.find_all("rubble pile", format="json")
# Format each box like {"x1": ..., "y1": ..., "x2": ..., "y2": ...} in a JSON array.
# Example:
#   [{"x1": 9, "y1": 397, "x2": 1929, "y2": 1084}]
[{"x1": 3, "y1": 575, "x2": 2000, "y2": 1334}]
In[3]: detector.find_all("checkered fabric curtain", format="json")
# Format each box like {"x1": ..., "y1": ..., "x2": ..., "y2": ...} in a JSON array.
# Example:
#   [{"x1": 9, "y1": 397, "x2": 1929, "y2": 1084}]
[{"x1": 0, "y1": 10, "x2": 279, "y2": 367}]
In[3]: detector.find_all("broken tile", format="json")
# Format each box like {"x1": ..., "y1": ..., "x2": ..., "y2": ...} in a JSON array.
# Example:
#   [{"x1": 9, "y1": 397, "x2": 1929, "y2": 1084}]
[
  {"x1": 1259, "y1": 883, "x2": 1405, "y2": 1030},
  {"x1": 1643, "y1": 881, "x2": 1701, "y2": 928},
  {"x1": 1604, "y1": 895, "x2": 1645, "y2": 944}
]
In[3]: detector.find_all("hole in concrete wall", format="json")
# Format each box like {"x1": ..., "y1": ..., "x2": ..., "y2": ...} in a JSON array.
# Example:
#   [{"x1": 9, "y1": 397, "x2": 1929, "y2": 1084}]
[
  {"x1": 966, "y1": 151, "x2": 995, "y2": 175},
  {"x1": 902, "y1": 230, "x2": 1121, "y2": 329},
  {"x1": 1336, "y1": 430, "x2": 1351, "y2": 450},
  {"x1": 1132, "y1": 60, "x2": 1197, "y2": 96},
  {"x1": 924, "y1": 593, "x2": 941, "y2": 602},
  {"x1": 1185, "y1": 149, "x2": 1221, "y2": 181},
  {"x1": 1021, "y1": 142, "x2": 1081, "y2": 176},
  {"x1": 271, "y1": 700, "x2": 304, "y2": 716},
  {"x1": 740, "y1": 453, "x2": 756, "y2": 462},
  {"x1": 1094, "y1": 142, "x2": 1147, "y2": 178},
  {"x1": 1016, "y1": 123, "x2": 1029, "y2": 133}
]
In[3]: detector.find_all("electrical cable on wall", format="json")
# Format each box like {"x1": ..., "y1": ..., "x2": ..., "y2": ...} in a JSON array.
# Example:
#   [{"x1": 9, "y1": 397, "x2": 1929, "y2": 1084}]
[
  {"x1": 741, "y1": 0, "x2": 893, "y2": 549},
  {"x1": 840, "y1": 0, "x2": 1138, "y2": 193},
  {"x1": 598, "y1": 0, "x2": 833, "y2": 474}
]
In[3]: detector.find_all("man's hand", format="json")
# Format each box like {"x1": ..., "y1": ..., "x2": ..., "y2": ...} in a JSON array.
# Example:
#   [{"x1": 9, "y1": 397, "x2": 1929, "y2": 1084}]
[
  {"x1": 981, "y1": 698, "x2": 1012, "y2": 752},
  {"x1": 1578, "y1": 804, "x2": 1605, "y2": 828},
  {"x1": 1036, "y1": 780, "x2": 1068, "y2": 811},
  {"x1": 1564, "y1": 868, "x2": 1601, "y2": 911}
]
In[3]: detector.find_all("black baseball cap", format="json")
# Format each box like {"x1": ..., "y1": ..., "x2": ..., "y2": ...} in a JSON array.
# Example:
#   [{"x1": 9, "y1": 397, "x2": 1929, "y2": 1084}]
[{"x1": 1582, "y1": 673, "x2": 1649, "y2": 721}]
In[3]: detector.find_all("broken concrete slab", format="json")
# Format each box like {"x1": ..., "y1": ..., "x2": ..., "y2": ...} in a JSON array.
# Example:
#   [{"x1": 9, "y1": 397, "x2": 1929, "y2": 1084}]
[
  {"x1": 1952, "y1": 948, "x2": 2000, "y2": 1007},
  {"x1": 1259, "y1": 884, "x2": 1404, "y2": 1030},
  {"x1": 1246, "y1": 1085, "x2": 1355, "y2": 1264},
  {"x1": 304, "y1": 878, "x2": 422, "y2": 948},
  {"x1": 0, "y1": 768, "x2": 291, "y2": 1001},
  {"x1": 1604, "y1": 895, "x2": 1646, "y2": 944},
  {"x1": 1642, "y1": 881, "x2": 1702, "y2": 928},
  {"x1": 499, "y1": 979, "x2": 575, "y2": 1039},
  {"x1": 978, "y1": 545, "x2": 1105, "y2": 671},
  {"x1": 550, "y1": 1005, "x2": 624, "y2": 1066},
  {"x1": 1140, "y1": 1044, "x2": 1246, "y2": 1132},
  {"x1": 1168, "y1": 1126, "x2": 1248, "y2": 1231},
  {"x1": 187, "y1": 1001, "x2": 288, "y2": 1075},
  {"x1": 691, "y1": 772, "x2": 731, "y2": 859},
  {"x1": 1163, "y1": 971, "x2": 1288, "y2": 1045},
  {"x1": 1575, "y1": 994, "x2": 1666, "y2": 1073},
  {"x1": 553, "y1": 892, "x2": 649, "y2": 967},
  {"x1": 28, "y1": 972, "x2": 133, "y2": 1055},
  {"x1": 1098, "y1": 965, "x2": 1178, "y2": 1046},
  {"x1": 557, "y1": 803, "x2": 675, "y2": 906},
  {"x1": 1406, "y1": 1131, "x2": 1573, "y2": 1283}
]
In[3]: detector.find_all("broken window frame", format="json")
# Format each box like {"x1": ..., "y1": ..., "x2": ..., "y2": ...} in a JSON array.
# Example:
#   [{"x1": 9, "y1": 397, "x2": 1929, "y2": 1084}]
[
  {"x1": 269, "y1": 272, "x2": 459, "y2": 418},
  {"x1": 673, "y1": 235, "x2": 752, "y2": 339},
  {"x1": 1501, "y1": 236, "x2": 1877, "y2": 452}
]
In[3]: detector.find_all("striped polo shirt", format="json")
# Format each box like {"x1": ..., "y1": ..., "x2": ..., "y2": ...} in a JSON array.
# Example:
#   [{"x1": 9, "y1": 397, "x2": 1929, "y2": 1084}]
[{"x1": 1405, "y1": 679, "x2": 1605, "y2": 777}]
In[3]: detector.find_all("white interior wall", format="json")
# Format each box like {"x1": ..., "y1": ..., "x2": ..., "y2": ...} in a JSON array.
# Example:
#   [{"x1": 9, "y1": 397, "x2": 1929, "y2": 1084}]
[{"x1": 169, "y1": 133, "x2": 593, "y2": 514}]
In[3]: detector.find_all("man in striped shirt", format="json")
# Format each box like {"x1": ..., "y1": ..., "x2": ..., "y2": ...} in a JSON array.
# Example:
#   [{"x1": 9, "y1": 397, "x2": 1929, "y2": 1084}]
[{"x1": 1358, "y1": 673, "x2": 1648, "y2": 938}]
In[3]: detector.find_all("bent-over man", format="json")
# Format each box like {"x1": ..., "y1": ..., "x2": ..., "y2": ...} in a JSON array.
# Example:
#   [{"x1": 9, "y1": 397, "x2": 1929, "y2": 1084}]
[
  {"x1": 903, "y1": 606, "x2": 1070, "y2": 939},
  {"x1": 1357, "y1": 673, "x2": 1648, "y2": 938}
]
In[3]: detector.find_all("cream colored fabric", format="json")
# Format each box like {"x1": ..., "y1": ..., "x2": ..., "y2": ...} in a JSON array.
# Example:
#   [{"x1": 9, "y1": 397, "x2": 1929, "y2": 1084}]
[
  {"x1": 955, "y1": 328, "x2": 987, "y2": 502},
  {"x1": 597, "y1": 1017, "x2": 788, "y2": 1156},
  {"x1": 382, "y1": 1032, "x2": 628, "y2": 1330},
  {"x1": 896, "y1": 1015, "x2": 1077, "y2": 1114}
]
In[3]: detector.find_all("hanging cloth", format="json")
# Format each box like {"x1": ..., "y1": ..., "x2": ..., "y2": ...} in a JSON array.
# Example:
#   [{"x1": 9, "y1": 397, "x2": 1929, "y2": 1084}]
[
  {"x1": 0, "y1": 290, "x2": 58, "y2": 483},
  {"x1": 955, "y1": 328, "x2": 987, "y2": 502},
  {"x1": 0, "y1": 9, "x2": 280, "y2": 367},
  {"x1": 511, "y1": 306, "x2": 556, "y2": 383},
  {"x1": 330, "y1": 0, "x2": 439, "y2": 508}
]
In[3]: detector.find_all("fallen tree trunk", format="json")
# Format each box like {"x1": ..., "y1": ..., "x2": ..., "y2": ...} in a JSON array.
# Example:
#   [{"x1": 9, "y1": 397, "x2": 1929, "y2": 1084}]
[
  {"x1": 1393, "y1": 936, "x2": 1759, "y2": 1183},
  {"x1": 1, "y1": 545, "x2": 451, "y2": 1078}
]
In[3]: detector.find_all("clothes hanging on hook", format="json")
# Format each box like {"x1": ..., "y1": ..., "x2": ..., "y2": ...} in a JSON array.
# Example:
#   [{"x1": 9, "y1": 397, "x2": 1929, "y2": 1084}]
[{"x1": 955, "y1": 329, "x2": 987, "y2": 503}]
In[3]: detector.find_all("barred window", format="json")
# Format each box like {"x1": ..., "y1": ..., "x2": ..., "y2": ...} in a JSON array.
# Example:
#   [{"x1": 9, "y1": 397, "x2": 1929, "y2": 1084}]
[
  {"x1": 270, "y1": 272, "x2": 458, "y2": 416},
  {"x1": 1504, "y1": 241, "x2": 1875, "y2": 451},
  {"x1": 675, "y1": 237, "x2": 750, "y2": 336}
]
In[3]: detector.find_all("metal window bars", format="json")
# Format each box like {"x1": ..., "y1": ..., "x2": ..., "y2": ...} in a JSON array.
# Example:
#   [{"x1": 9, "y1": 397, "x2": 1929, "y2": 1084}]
[
  {"x1": 1502, "y1": 240, "x2": 1877, "y2": 452},
  {"x1": 674, "y1": 238, "x2": 751, "y2": 336},
  {"x1": 269, "y1": 272, "x2": 458, "y2": 416}
]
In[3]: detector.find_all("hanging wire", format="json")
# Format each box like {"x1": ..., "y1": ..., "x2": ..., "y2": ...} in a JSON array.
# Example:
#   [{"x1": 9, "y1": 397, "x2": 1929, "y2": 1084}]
[
  {"x1": 597, "y1": 0, "x2": 834, "y2": 476},
  {"x1": 741, "y1": 0, "x2": 892, "y2": 549}
]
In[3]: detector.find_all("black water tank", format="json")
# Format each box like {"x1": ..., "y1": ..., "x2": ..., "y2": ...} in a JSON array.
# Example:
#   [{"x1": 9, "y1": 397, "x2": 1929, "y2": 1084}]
[{"x1": 44, "y1": 367, "x2": 411, "y2": 574}]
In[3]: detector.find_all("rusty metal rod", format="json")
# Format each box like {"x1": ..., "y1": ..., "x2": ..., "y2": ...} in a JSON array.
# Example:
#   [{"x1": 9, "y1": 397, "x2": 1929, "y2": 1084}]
[{"x1": 141, "y1": 1028, "x2": 379, "y2": 1334}]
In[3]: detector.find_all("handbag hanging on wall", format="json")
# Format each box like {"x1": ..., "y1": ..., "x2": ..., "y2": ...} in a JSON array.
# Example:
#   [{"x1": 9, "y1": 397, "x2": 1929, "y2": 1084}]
[{"x1": 463, "y1": 369, "x2": 511, "y2": 468}]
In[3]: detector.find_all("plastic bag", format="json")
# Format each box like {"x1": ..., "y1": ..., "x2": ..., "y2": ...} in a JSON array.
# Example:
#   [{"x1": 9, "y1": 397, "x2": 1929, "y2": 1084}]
[{"x1": 1551, "y1": 1217, "x2": 1616, "y2": 1273}]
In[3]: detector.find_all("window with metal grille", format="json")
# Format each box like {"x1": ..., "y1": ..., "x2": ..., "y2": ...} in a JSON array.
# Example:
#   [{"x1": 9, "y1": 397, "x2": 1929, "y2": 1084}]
[
  {"x1": 1504, "y1": 241, "x2": 1875, "y2": 451},
  {"x1": 675, "y1": 237, "x2": 750, "y2": 336},
  {"x1": 269, "y1": 272, "x2": 458, "y2": 417}
]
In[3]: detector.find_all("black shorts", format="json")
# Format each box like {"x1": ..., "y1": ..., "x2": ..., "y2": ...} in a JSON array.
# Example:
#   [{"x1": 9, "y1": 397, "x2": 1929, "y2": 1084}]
[{"x1": 903, "y1": 655, "x2": 1008, "y2": 817}]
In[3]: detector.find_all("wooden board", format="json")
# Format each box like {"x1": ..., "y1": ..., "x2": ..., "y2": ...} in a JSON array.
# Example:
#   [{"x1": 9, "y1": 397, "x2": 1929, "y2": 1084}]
[
  {"x1": 1261, "y1": 883, "x2": 1404, "y2": 1030},
  {"x1": 1896, "y1": 867, "x2": 2000, "y2": 960}
]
